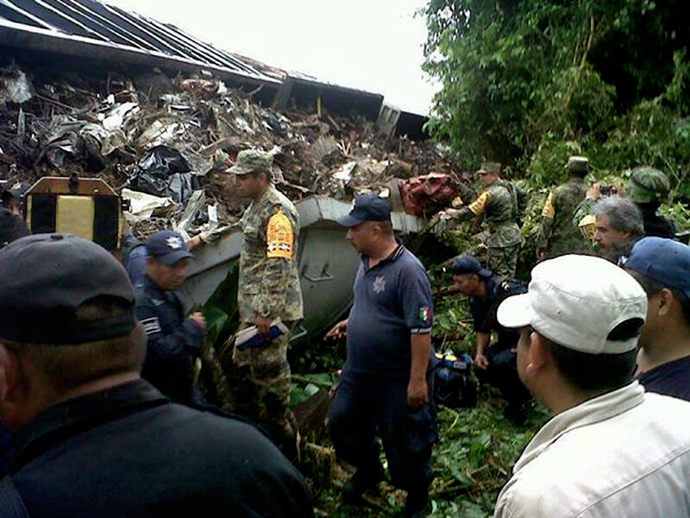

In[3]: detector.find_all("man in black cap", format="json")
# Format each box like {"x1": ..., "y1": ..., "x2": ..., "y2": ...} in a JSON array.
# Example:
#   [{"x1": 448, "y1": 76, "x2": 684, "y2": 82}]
[
  {"x1": 135, "y1": 229, "x2": 207, "y2": 405},
  {"x1": 324, "y1": 194, "x2": 437, "y2": 518},
  {"x1": 0, "y1": 234, "x2": 313, "y2": 517},
  {"x1": 448, "y1": 254, "x2": 530, "y2": 424}
]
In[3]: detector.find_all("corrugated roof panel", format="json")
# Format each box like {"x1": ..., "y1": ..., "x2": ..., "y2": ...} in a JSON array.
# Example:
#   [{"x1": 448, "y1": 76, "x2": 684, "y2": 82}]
[{"x1": 0, "y1": 0, "x2": 279, "y2": 85}]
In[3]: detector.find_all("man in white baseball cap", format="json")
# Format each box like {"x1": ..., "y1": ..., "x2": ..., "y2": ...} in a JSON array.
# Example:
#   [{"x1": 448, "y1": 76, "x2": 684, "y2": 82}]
[{"x1": 493, "y1": 254, "x2": 690, "y2": 518}]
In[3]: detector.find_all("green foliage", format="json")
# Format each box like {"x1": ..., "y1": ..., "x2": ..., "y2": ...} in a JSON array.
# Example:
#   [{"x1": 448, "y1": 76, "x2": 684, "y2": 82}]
[
  {"x1": 424, "y1": 0, "x2": 690, "y2": 201},
  {"x1": 290, "y1": 373, "x2": 335, "y2": 407}
]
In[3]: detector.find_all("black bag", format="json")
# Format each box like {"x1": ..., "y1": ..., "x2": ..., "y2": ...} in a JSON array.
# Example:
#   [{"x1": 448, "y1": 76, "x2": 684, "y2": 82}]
[{"x1": 433, "y1": 352, "x2": 478, "y2": 409}]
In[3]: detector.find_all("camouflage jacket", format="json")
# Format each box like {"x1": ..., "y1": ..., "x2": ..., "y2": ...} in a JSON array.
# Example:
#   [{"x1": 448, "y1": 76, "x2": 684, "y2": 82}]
[
  {"x1": 572, "y1": 197, "x2": 597, "y2": 228},
  {"x1": 238, "y1": 186, "x2": 303, "y2": 323},
  {"x1": 455, "y1": 182, "x2": 521, "y2": 248},
  {"x1": 536, "y1": 178, "x2": 589, "y2": 257}
]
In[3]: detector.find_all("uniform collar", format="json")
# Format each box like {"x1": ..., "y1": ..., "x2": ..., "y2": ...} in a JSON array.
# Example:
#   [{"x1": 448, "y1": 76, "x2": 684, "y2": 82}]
[
  {"x1": 513, "y1": 382, "x2": 645, "y2": 474},
  {"x1": 361, "y1": 241, "x2": 405, "y2": 270},
  {"x1": 140, "y1": 274, "x2": 176, "y2": 300},
  {"x1": 11, "y1": 379, "x2": 169, "y2": 473}
]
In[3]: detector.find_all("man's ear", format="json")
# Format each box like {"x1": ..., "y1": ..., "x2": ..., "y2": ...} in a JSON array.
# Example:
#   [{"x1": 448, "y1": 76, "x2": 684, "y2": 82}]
[
  {"x1": 656, "y1": 288, "x2": 675, "y2": 318},
  {"x1": 529, "y1": 331, "x2": 551, "y2": 372}
]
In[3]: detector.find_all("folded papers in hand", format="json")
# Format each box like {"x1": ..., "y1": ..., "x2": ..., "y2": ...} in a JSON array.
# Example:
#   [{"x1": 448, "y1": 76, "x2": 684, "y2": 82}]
[{"x1": 235, "y1": 319, "x2": 288, "y2": 351}]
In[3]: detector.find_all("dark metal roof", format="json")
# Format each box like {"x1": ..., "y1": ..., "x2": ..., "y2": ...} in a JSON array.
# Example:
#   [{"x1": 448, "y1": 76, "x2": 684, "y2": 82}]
[{"x1": 0, "y1": 0, "x2": 280, "y2": 85}]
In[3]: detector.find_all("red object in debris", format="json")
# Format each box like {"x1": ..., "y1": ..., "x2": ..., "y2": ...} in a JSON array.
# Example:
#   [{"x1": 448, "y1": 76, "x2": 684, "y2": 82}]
[{"x1": 399, "y1": 173, "x2": 458, "y2": 216}]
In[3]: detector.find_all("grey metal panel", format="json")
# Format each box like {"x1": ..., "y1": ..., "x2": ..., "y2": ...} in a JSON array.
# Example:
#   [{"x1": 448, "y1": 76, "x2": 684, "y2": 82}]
[
  {"x1": 177, "y1": 195, "x2": 426, "y2": 343},
  {"x1": 296, "y1": 225, "x2": 359, "y2": 340},
  {"x1": 297, "y1": 195, "x2": 423, "y2": 235}
]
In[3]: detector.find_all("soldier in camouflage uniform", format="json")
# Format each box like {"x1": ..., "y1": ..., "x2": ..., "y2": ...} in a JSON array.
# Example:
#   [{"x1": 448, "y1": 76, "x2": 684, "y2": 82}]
[
  {"x1": 628, "y1": 166, "x2": 677, "y2": 239},
  {"x1": 443, "y1": 162, "x2": 521, "y2": 277},
  {"x1": 535, "y1": 156, "x2": 590, "y2": 260},
  {"x1": 227, "y1": 149, "x2": 304, "y2": 457}
]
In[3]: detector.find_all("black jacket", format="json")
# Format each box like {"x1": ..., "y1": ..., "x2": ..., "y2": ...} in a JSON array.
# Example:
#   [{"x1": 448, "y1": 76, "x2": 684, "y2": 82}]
[
  {"x1": 135, "y1": 275, "x2": 204, "y2": 404},
  {"x1": 5, "y1": 380, "x2": 313, "y2": 518}
]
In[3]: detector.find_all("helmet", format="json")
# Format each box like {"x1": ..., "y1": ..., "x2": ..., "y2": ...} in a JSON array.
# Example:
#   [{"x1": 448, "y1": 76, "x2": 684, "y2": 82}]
[{"x1": 628, "y1": 167, "x2": 671, "y2": 204}]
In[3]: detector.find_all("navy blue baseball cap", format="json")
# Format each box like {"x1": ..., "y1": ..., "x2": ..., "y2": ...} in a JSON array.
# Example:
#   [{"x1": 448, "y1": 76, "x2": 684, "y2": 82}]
[
  {"x1": 0, "y1": 234, "x2": 136, "y2": 345},
  {"x1": 337, "y1": 194, "x2": 392, "y2": 227},
  {"x1": 449, "y1": 254, "x2": 493, "y2": 278},
  {"x1": 622, "y1": 237, "x2": 690, "y2": 298},
  {"x1": 146, "y1": 230, "x2": 192, "y2": 266}
]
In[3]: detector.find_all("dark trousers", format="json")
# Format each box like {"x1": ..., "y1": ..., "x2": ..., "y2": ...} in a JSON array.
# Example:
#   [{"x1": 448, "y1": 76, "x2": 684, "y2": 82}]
[
  {"x1": 478, "y1": 344, "x2": 531, "y2": 407},
  {"x1": 328, "y1": 372, "x2": 437, "y2": 491}
]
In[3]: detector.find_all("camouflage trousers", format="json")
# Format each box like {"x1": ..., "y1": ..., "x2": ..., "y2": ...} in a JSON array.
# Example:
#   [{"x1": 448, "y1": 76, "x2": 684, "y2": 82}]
[
  {"x1": 230, "y1": 322, "x2": 298, "y2": 457},
  {"x1": 486, "y1": 244, "x2": 520, "y2": 278}
]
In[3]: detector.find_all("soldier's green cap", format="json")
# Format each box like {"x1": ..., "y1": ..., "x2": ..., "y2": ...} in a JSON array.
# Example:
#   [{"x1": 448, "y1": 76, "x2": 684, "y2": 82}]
[
  {"x1": 229, "y1": 149, "x2": 273, "y2": 176},
  {"x1": 477, "y1": 162, "x2": 501, "y2": 174},
  {"x1": 628, "y1": 166, "x2": 671, "y2": 204},
  {"x1": 565, "y1": 156, "x2": 589, "y2": 174}
]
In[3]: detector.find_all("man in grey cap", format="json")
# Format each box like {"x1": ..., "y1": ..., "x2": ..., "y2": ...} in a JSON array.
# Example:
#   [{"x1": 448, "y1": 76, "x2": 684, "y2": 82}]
[
  {"x1": 225, "y1": 148, "x2": 303, "y2": 458},
  {"x1": 535, "y1": 156, "x2": 590, "y2": 260},
  {"x1": 493, "y1": 254, "x2": 690, "y2": 518},
  {"x1": 0, "y1": 234, "x2": 313, "y2": 517}
]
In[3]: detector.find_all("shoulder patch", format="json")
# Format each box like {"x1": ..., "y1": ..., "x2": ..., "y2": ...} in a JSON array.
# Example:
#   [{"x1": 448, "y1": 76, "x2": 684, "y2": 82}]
[
  {"x1": 140, "y1": 316, "x2": 162, "y2": 336},
  {"x1": 266, "y1": 209, "x2": 294, "y2": 259},
  {"x1": 468, "y1": 190, "x2": 489, "y2": 216},
  {"x1": 541, "y1": 191, "x2": 555, "y2": 219}
]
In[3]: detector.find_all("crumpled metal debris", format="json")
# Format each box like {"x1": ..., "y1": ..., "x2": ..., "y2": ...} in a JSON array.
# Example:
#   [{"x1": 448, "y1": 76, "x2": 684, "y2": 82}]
[
  {"x1": 0, "y1": 67, "x2": 33, "y2": 105},
  {"x1": 121, "y1": 188, "x2": 174, "y2": 222},
  {"x1": 0, "y1": 66, "x2": 465, "y2": 240}
]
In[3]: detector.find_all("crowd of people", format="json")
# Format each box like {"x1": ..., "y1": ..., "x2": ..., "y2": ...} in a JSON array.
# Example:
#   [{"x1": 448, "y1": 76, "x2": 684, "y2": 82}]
[{"x1": 1, "y1": 153, "x2": 689, "y2": 517}]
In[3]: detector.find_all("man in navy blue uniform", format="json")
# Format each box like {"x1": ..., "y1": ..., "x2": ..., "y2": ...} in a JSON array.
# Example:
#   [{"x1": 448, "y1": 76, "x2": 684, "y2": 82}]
[
  {"x1": 0, "y1": 234, "x2": 313, "y2": 517},
  {"x1": 448, "y1": 255, "x2": 531, "y2": 424},
  {"x1": 623, "y1": 237, "x2": 690, "y2": 401},
  {"x1": 325, "y1": 195, "x2": 437, "y2": 518},
  {"x1": 135, "y1": 230, "x2": 207, "y2": 405}
]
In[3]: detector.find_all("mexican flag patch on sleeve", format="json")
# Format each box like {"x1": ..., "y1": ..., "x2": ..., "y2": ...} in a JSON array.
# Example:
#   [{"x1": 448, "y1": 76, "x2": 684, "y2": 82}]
[{"x1": 419, "y1": 306, "x2": 431, "y2": 322}]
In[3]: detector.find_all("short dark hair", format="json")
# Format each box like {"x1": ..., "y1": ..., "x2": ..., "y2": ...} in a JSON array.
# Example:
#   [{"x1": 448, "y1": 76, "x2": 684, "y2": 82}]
[
  {"x1": 374, "y1": 221, "x2": 394, "y2": 236},
  {"x1": 249, "y1": 169, "x2": 272, "y2": 183},
  {"x1": 627, "y1": 269, "x2": 690, "y2": 326},
  {"x1": 542, "y1": 319, "x2": 642, "y2": 392},
  {"x1": 5, "y1": 297, "x2": 145, "y2": 393}
]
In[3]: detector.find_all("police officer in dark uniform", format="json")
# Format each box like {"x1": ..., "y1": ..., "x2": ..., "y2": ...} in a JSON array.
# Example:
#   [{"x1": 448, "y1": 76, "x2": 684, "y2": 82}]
[
  {"x1": 449, "y1": 255, "x2": 531, "y2": 424},
  {"x1": 325, "y1": 196, "x2": 437, "y2": 518},
  {"x1": 0, "y1": 234, "x2": 313, "y2": 517},
  {"x1": 135, "y1": 230, "x2": 207, "y2": 405}
]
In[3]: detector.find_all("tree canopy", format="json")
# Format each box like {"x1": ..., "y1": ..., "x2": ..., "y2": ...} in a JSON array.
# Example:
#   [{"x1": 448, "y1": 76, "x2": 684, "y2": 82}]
[{"x1": 423, "y1": 0, "x2": 690, "y2": 195}]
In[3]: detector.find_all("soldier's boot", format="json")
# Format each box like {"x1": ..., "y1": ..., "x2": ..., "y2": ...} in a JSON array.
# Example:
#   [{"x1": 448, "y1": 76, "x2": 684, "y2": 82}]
[
  {"x1": 274, "y1": 411, "x2": 300, "y2": 463},
  {"x1": 342, "y1": 461, "x2": 384, "y2": 503}
]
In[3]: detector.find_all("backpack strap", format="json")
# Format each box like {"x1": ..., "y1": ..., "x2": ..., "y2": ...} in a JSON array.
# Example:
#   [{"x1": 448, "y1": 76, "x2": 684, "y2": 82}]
[{"x1": 0, "y1": 476, "x2": 30, "y2": 518}]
